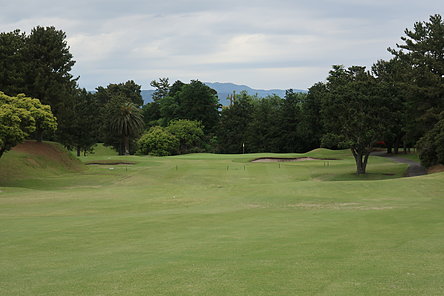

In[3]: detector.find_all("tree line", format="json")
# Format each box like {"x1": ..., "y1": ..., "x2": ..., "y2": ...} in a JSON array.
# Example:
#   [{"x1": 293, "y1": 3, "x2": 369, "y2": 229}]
[{"x1": 1, "y1": 15, "x2": 443, "y2": 174}]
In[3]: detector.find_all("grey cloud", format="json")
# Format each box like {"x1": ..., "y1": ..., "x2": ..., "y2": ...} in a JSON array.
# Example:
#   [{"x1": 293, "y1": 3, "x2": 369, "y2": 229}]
[{"x1": 2, "y1": 0, "x2": 443, "y2": 90}]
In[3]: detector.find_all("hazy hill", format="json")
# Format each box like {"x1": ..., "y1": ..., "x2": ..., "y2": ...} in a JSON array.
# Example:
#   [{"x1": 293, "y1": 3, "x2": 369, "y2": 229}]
[{"x1": 141, "y1": 82, "x2": 307, "y2": 105}]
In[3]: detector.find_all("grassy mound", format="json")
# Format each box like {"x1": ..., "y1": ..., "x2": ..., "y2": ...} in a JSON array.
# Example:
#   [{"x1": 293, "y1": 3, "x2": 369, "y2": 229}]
[{"x1": 0, "y1": 140, "x2": 84, "y2": 186}]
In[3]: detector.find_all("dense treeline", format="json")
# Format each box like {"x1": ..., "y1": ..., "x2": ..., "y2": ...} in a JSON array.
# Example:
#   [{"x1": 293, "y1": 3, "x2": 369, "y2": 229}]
[{"x1": 1, "y1": 15, "x2": 443, "y2": 174}]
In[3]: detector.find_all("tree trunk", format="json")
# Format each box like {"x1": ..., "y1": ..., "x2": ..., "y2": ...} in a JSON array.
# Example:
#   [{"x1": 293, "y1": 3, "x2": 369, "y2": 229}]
[
  {"x1": 393, "y1": 136, "x2": 401, "y2": 154},
  {"x1": 76, "y1": 146, "x2": 81, "y2": 157},
  {"x1": 0, "y1": 148, "x2": 5, "y2": 159},
  {"x1": 36, "y1": 128, "x2": 43, "y2": 142},
  {"x1": 123, "y1": 136, "x2": 130, "y2": 155},
  {"x1": 386, "y1": 143, "x2": 393, "y2": 154},
  {"x1": 351, "y1": 148, "x2": 369, "y2": 175}
]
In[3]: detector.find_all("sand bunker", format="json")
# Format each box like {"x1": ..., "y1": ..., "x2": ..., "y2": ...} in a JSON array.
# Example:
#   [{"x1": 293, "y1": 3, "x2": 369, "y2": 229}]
[{"x1": 251, "y1": 157, "x2": 335, "y2": 162}]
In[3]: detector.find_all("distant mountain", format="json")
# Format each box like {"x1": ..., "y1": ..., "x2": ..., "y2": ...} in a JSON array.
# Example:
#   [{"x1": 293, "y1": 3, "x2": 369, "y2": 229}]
[
  {"x1": 141, "y1": 90, "x2": 155, "y2": 102},
  {"x1": 204, "y1": 82, "x2": 307, "y2": 106},
  {"x1": 140, "y1": 82, "x2": 307, "y2": 105}
]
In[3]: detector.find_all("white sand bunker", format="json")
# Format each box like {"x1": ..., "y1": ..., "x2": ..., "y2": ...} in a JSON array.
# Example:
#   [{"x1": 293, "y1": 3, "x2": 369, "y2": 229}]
[{"x1": 251, "y1": 157, "x2": 332, "y2": 163}]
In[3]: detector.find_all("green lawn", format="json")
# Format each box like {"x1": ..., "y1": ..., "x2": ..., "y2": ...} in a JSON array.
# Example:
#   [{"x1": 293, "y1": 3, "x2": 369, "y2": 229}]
[{"x1": 1, "y1": 144, "x2": 443, "y2": 295}]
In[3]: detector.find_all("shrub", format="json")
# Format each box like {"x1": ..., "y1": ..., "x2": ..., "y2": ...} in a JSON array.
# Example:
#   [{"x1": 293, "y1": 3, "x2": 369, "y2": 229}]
[
  {"x1": 137, "y1": 126, "x2": 179, "y2": 156},
  {"x1": 166, "y1": 119, "x2": 205, "y2": 154},
  {"x1": 417, "y1": 115, "x2": 444, "y2": 167}
]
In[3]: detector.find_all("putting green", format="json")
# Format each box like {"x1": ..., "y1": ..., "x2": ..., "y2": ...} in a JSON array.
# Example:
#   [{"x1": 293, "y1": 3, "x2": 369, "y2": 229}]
[{"x1": 1, "y1": 142, "x2": 443, "y2": 295}]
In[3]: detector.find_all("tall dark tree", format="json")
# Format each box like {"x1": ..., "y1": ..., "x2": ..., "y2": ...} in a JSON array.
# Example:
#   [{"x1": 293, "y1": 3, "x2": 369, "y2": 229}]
[
  {"x1": 22, "y1": 26, "x2": 77, "y2": 117},
  {"x1": 142, "y1": 78, "x2": 172, "y2": 127},
  {"x1": 218, "y1": 91, "x2": 254, "y2": 153},
  {"x1": 176, "y1": 80, "x2": 220, "y2": 133},
  {"x1": 96, "y1": 80, "x2": 143, "y2": 107},
  {"x1": 57, "y1": 89, "x2": 100, "y2": 156},
  {"x1": 388, "y1": 14, "x2": 444, "y2": 144},
  {"x1": 0, "y1": 30, "x2": 26, "y2": 96},
  {"x1": 299, "y1": 83, "x2": 324, "y2": 151},
  {"x1": 246, "y1": 95, "x2": 283, "y2": 153},
  {"x1": 157, "y1": 80, "x2": 219, "y2": 133},
  {"x1": 372, "y1": 58, "x2": 410, "y2": 154},
  {"x1": 278, "y1": 90, "x2": 304, "y2": 152}
]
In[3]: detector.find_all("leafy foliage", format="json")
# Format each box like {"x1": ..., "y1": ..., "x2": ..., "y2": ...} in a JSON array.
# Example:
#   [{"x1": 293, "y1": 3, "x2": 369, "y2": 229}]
[
  {"x1": 417, "y1": 113, "x2": 444, "y2": 167},
  {"x1": 0, "y1": 92, "x2": 56, "y2": 158},
  {"x1": 166, "y1": 120, "x2": 205, "y2": 154},
  {"x1": 137, "y1": 126, "x2": 179, "y2": 156}
]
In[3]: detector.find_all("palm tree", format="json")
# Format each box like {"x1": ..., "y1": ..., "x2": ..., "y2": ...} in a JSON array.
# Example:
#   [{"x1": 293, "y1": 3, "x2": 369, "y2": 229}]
[{"x1": 110, "y1": 102, "x2": 144, "y2": 155}]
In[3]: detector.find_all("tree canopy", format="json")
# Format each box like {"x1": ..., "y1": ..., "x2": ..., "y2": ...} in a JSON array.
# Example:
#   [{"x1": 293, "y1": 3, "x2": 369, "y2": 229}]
[
  {"x1": 0, "y1": 92, "x2": 56, "y2": 158},
  {"x1": 320, "y1": 65, "x2": 388, "y2": 174}
]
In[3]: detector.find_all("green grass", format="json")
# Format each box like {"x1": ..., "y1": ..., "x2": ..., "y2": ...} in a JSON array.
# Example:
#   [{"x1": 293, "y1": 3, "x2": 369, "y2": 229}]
[{"x1": 1, "y1": 143, "x2": 444, "y2": 295}]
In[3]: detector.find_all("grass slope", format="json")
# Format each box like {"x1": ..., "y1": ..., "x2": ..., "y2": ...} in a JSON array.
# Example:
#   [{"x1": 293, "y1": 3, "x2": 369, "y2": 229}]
[
  {"x1": 1, "y1": 144, "x2": 443, "y2": 295},
  {"x1": 0, "y1": 141, "x2": 84, "y2": 187}
]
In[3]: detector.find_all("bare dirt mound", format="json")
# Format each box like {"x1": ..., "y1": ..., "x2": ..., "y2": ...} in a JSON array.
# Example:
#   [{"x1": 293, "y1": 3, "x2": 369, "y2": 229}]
[
  {"x1": 12, "y1": 140, "x2": 83, "y2": 171},
  {"x1": 251, "y1": 157, "x2": 336, "y2": 163}
]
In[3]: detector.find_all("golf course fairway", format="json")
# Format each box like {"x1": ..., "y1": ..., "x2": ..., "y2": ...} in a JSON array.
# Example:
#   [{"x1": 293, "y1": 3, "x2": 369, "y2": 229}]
[{"x1": 1, "y1": 142, "x2": 443, "y2": 295}]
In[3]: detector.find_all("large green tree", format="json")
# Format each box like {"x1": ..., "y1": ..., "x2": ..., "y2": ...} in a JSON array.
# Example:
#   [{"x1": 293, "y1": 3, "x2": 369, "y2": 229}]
[
  {"x1": 320, "y1": 65, "x2": 388, "y2": 175},
  {"x1": 0, "y1": 92, "x2": 56, "y2": 158}
]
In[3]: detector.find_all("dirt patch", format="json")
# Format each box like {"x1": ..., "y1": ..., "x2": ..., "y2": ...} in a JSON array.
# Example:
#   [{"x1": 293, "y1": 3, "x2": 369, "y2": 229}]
[
  {"x1": 428, "y1": 164, "x2": 444, "y2": 174},
  {"x1": 251, "y1": 157, "x2": 336, "y2": 163},
  {"x1": 14, "y1": 141, "x2": 63, "y2": 160}
]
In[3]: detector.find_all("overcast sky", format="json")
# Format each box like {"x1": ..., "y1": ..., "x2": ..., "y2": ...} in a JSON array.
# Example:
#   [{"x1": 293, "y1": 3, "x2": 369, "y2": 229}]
[{"x1": 1, "y1": 0, "x2": 442, "y2": 90}]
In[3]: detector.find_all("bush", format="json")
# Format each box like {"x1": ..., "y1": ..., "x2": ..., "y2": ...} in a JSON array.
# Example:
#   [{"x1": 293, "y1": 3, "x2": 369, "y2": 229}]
[
  {"x1": 137, "y1": 126, "x2": 179, "y2": 156},
  {"x1": 166, "y1": 119, "x2": 205, "y2": 154},
  {"x1": 417, "y1": 115, "x2": 444, "y2": 167}
]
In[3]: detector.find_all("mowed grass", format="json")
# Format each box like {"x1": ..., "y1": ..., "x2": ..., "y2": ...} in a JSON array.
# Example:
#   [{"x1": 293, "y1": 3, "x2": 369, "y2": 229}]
[{"x1": 1, "y1": 143, "x2": 444, "y2": 295}]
